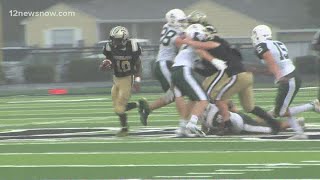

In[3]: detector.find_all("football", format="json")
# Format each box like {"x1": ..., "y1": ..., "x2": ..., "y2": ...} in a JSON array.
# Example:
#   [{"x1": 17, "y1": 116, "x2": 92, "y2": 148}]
[{"x1": 99, "y1": 59, "x2": 112, "y2": 71}]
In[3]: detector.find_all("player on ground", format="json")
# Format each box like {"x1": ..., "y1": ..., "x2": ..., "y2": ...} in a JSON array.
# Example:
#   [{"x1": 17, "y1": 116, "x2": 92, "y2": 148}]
[
  {"x1": 172, "y1": 24, "x2": 227, "y2": 136},
  {"x1": 138, "y1": 9, "x2": 187, "y2": 125},
  {"x1": 100, "y1": 26, "x2": 142, "y2": 137},
  {"x1": 251, "y1": 25, "x2": 320, "y2": 139},
  {"x1": 183, "y1": 25, "x2": 281, "y2": 135},
  {"x1": 202, "y1": 102, "x2": 305, "y2": 135}
]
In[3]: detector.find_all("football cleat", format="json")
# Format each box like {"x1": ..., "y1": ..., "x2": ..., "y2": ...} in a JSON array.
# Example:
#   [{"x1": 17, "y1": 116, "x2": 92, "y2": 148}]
[
  {"x1": 311, "y1": 99, "x2": 320, "y2": 113},
  {"x1": 175, "y1": 127, "x2": 196, "y2": 137},
  {"x1": 116, "y1": 128, "x2": 128, "y2": 137},
  {"x1": 287, "y1": 133, "x2": 308, "y2": 140},
  {"x1": 186, "y1": 122, "x2": 206, "y2": 137},
  {"x1": 138, "y1": 98, "x2": 150, "y2": 126}
]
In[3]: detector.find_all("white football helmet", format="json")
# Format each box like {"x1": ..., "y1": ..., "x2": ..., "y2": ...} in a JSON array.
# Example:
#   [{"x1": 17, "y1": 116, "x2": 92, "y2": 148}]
[
  {"x1": 109, "y1": 26, "x2": 129, "y2": 46},
  {"x1": 251, "y1": 25, "x2": 272, "y2": 45},
  {"x1": 165, "y1": 9, "x2": 187, "y2": 30},
  {"x1": 184, "y1": 24, "x2": 207, "y2": 41}
]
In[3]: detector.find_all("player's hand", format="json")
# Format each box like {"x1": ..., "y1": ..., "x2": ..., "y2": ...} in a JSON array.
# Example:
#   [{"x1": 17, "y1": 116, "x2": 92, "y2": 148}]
[
  {"x1": 99, "y1": 59, "x2": 112, "y2": 71},
  {"x1": 133, "y1": 77, "x2": 141, "y2": 93},
  {"x1": 211, "y1": 58, "x2": 227, "y2": 71}
]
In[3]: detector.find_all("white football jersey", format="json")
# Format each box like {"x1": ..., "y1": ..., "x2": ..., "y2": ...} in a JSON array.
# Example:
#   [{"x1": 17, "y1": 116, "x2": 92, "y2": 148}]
[
  {"x1": 255, "y1": 39, "x2": 295, "y2": 78},
  {"x1": 172, "y1": 45, "x2": 200, "y2": 68},
  {"x1": 156, "y1": 24, "x2": 182, "y2": 62}
]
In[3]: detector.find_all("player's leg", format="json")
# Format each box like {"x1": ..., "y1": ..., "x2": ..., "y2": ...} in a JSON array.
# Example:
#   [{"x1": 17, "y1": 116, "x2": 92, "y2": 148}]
[
  {"x1": 274, "y1": 76, "x2": 305, "y2": 137},
  {"x1": 214, "y1": 74, "x2": 240, "y2": 134},
  {"x1": 138, "y1": 61, "x2": 174, "y2": 124},
  {"x1": 114, "y1": 76, "x2": 133, "y2": 137},
  {"x1": 235, "y1": 112, "x2": 272, "y2": 134},
  {"x1": 178, "y1": 67, "x2": 208, "y2": 136},
  {"x1": 202, "y1": 70, "x2": 228, "y2": 98},
  {"x1": 232, "y1": 72, "x2": 280, "y2": 134}
]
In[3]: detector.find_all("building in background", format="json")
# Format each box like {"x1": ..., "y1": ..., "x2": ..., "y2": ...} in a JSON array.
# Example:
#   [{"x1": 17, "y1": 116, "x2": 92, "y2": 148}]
[{"x1": 21, "y1": 0, "x2": 275, "y2": 48}]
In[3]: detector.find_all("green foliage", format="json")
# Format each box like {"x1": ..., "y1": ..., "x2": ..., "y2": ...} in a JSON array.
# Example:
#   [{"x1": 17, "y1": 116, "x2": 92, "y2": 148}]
[
  {"x1": 24, "y1": 64, "x2": 55, "y2": 83},
  {"x1": 66, "y1": 59, "x2": 112, "y2": 82}
]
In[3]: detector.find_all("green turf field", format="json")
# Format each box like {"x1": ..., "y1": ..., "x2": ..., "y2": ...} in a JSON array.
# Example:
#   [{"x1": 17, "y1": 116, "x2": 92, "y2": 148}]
[{"x1": 0, "y1": 87, "x2": 319, "y2": 180}]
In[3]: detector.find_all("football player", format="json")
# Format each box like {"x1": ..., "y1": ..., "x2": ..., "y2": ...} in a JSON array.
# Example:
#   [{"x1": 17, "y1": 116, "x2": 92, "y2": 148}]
[
  {"x1": 138, "y1": 9, "x2": 187, "y2": 126},
  {"x1": 100, "y1": 26, "x2": 142, "y2": 137},
  {"x1": 251, "y1": 25, "x2": 320, "y2": 139},
  {"x1": 171, "y1": 24, "x2": 227, "y2": 136},
  {"x1": 202, "y1": 102, "x2": 305, "y2": 135},
  {"x1": 182, "y1": 26, "x2": 281, "y2": 135}
]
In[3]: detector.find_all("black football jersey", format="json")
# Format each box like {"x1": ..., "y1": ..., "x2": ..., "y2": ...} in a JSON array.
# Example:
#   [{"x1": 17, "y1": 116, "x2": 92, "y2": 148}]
[
  {"x1": 103, "y1": 39, "x2": 141, "y2": 77},
  {"x1": 207, "y1": 36, "x2": 245, "y2": 76}
]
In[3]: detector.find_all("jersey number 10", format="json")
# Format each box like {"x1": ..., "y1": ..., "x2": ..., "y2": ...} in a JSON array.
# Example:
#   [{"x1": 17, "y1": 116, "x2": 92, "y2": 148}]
[{"x1": 116, "y1": 60, "x2": 131, "y2": 72}]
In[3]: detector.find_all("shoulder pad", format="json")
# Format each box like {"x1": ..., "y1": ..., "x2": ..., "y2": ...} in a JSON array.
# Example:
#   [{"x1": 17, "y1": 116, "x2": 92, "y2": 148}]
[{"x1": 130, "y1": 39, "x2": 140, "y2": 52}]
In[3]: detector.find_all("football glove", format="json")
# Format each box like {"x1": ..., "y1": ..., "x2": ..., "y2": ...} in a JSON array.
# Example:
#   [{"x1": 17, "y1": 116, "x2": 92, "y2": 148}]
[{"x1": 210, "y1": 58, "x2": 227, "y2": 71}]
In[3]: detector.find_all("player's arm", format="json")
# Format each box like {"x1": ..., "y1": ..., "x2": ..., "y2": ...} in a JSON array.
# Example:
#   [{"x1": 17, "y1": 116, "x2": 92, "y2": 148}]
[
  {"x1": 255, "y1": 43, "x2": 282, "y2": 82},
  {"x1": 175, "y1": 36, "x2": 185, "y2": 49},
  {"x1": 183, "y1": 36, "x2": 220, "y2": 49},
  {"x1": 100, "y1": 44, "x2": 113, "y2": 71},
  {"x1": 261, "y1": 51, "x2": 282, "y2": 82},
  {"x1": 195, "y1": 49, "x2": 227, "y2": 70},
  {"x1": 132, "y1": 41, "x2": 142, "y2": 82},
  {"x1": 244, "y1": 63, "x2": 272, "y2": 75},
  {"x1": 134, "y1": 57, "x2": 142, "y2": 80}
]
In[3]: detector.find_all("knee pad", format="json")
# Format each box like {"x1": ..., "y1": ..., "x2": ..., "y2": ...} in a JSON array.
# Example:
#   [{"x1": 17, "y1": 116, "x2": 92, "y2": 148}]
[{"x1": 162, "y1": 89, "x2": 175, "y2": 103}]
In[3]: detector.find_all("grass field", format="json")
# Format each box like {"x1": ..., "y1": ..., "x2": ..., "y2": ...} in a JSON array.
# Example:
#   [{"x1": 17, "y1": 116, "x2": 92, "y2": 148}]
[{"x1": 0, "y1": 87, "x2": 319, "y2": 180}]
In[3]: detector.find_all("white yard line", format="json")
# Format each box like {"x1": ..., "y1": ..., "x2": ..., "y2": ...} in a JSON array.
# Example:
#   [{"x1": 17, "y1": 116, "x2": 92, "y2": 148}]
[
  {"x1": 1, "y1": 137, "x2": 320, "y2": 145},
  {"x1": 187, "y1": 172, "x2": 244, "y2": 175},
  {"x1": 302, "y1": 160, "x2": 320, "y2": 163},
  {"x1": 0, "y1": 163, "x2": 318, "y2": 167},
  {"x1": 215, "y1": 169, "x2": 273, "y2": 172},
  {"x1": 0, "y1": 150, "x2": 320, "y2": 155},
  {"x1": 246, "y1": 166, "x2": 301, "y2": 169},
  {"x1": 154, "y1": 176, "x2": 212, "y2": 178}
]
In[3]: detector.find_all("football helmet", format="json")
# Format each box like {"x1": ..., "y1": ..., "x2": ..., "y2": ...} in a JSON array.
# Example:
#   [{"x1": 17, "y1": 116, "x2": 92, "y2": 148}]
[
  {"x1": 187, "y1": 11, "x2": 208, "y2": 25},
  {"x1": 109, "y1": 26, "x2": 129, "y2": 47},
  {"x1": 165, "y1": 9, "x2": 187, "y2": 30},
  {"x1": 205, "y1": 25, "x2": 218, "y2": 39},
  {"x1": 184, "y1": 24, "x2": 207, "y2": 41},
  {"x1": 251, "y1": 25, "x2": 272, "y2": 45}
]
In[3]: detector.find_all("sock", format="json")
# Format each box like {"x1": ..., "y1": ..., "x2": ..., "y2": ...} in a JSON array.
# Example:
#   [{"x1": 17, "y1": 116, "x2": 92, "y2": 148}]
[
  {"x1": 243, "y1": 124, "x2": 272, "y2": 133},
  {"x1": 289, "y1": 104, "x2": 313, "y2": 116},
  {"x1": 189, "y1": 115, "x2": 198, "y2": 124},
  {"x1": 118, "y1": 113, "x2": 128, "y2": 129},
  {"x1": 287, "y1": 116, "x2": 304, "y2": 134},
  {"x1": 179, "y1": 119, "x2": 188, "y2": 128},
  {"x1": 125, "y1": 102, "x2": 138, "y2": 111},
  {"x1": 250, "y1": 106, "x2": 278, "y2": 127}
]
